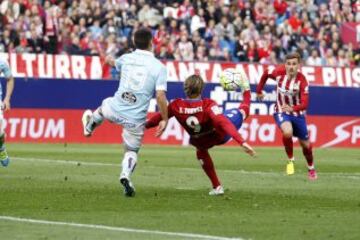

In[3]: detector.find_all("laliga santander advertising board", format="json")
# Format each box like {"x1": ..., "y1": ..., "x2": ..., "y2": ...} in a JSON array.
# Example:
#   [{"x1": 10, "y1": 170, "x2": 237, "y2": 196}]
[{"x1": 0, "y1": 53, "x2": 359, "y2": 148}]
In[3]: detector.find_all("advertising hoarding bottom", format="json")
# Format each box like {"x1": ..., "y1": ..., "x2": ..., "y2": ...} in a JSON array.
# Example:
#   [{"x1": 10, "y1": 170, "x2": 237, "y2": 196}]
[{"x1": 3, "y1": 109, "x2": 360, "y2": 148}]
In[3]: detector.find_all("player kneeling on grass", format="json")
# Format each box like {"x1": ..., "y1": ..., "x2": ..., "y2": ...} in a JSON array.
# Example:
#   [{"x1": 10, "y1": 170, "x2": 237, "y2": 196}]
[
  {"x1": 146, "y1": 74, "x2": 256, "y2": 196},
  {"x1": 0, "y1": 59, "x2": 15, "y2": 167},
  {"x1": 256, "y1": 52, "x2": 317, "y2": 180},
  {"x1": 82, "y1": 28, "x2": 168, "y2": 197}
]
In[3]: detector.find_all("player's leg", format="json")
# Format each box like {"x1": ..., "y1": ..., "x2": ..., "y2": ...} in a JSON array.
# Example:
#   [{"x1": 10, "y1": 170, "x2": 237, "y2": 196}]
[
  {"x1": 291, "y1": 115, "x2": 317, "y2": 180},
  {"x1": 222, "y1": 108, "x2": 244, "y2": 143},
  {"x1": 119, "y1": 124, "x2": 145, "y2": 197},
  {"x1": 82, "y1": 100, "x2": 114, "y2": 137},
  {"x1": 196, "y1": 149, "x2": 224, "y2": 195},
  {"x1": 274, "y1": 113, "x2": 295, "y2": 175},
  {"x1": 0, "y1": 112, "x2": 9, "y2": 167}
]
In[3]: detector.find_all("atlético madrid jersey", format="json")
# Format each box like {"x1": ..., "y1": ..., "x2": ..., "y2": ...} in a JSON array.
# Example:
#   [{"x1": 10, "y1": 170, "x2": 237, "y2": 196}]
[{"x1": 257, "y1": 65, "x2": 309, "y2": 116}]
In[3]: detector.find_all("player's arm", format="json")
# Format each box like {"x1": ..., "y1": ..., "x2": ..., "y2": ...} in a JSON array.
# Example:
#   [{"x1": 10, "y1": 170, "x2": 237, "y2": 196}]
[
  {"x1": 154, "y1": 66, "x2": 169, "y2": 137},
  {"x1": 256, "y1": 65, "x2": 285, "y2": 101},
  {"x1": 145, "y1": 104, "x2": 174, "y2": 129},
  {"x1": 3, "y1": 76, "x2": 14, "y2": 111},
  {"x1": 105, "y1": 55, "x2": 116, "y2": 67},
  {"x1": 239, "y1": 90, "x2": 251, "y2": 120},
  {"x1": 208, "y1": 106, "x2": 256, "y2": 156},
  {"x1": 155, "y1": 90, "x2": 168, "y2": 137},
  {"x1": 2, "y1": 63, "x2": 14, "y2": 111}
]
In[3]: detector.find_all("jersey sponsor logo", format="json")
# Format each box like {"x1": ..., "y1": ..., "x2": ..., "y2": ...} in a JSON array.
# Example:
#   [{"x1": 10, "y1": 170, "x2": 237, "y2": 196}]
[
  {"x1": 278, "y1": 87, "x2": 296, "y2": 97},
  {"x1": 121, "y1": 92, "x2": 137, "y2": 104}
]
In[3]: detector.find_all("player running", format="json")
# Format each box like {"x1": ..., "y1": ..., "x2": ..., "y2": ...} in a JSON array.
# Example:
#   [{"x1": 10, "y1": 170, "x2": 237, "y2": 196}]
[
  {"x1": 82, "y1": 28, "x2": 168, "y2": 197},
  {"x1": 0, "y1": 58, "x2": 15, "y2": 167},
  {"x1": 146, "y1": 74, "x2": 256, "y2": 196},
  {"x1": 256, "y1": 52, "x2": 317, "y2": 180}
]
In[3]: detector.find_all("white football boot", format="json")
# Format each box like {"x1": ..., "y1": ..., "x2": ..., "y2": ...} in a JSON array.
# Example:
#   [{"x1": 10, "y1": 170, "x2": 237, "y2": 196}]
[
  {"x1": 82, "y1": 109, "x2": 93, "y2": 137},
  {"x1": 209, "y1": 185, "x2": 224, "y2": 196}
]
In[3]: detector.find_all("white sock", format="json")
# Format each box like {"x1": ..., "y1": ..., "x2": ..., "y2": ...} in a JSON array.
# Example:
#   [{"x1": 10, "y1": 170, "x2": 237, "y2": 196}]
[
  {"x1": 120, "y1": 151, "x2": 138, "y2": 180},
  {"x1": 86, "y1": 108, "x2": 104, "y2": 132}
]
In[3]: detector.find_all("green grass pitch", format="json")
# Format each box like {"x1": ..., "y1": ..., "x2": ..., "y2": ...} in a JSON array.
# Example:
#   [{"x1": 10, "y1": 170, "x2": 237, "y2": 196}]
[{"x1": 1, "y1": 143, "x2": 360, "y2": 240}]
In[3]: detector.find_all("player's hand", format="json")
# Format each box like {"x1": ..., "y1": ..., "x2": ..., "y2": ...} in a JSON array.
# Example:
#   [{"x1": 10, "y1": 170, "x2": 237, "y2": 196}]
[
  {"x1": 155, "y1": 120, "x2": 167, "y2": 137},
  {"x1": 282, "y1": 104, "x2": 293, "y2": 112},
  {"x1": 256, "y1": 93, "x2": 264, "y2": 101},
  {"x1": 2, "y1": 98, "x2": 10, "y2": 111},
  {"x1": 105, "y1": 55, "x2": 115, "y2": 66},
  {"x1": 241, "y1": 142, "x2": 256, "y2": 157}
]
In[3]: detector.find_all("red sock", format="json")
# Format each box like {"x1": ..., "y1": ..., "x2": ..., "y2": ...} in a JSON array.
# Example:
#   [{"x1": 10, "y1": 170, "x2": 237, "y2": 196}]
[
  {"x1": 302, "y1": 144, "x2": 314, "y2": 168},
  {"x1": 282, "y1": 136, "x2": 294, "y2": 159},
  {"x1": 196, "y1": 149, "x2": 221, "y2": 188}
]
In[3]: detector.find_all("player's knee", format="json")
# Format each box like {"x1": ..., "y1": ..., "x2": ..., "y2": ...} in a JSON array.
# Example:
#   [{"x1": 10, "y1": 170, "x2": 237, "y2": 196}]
[
  {"x1": 196, "y1": 149, "x2": 207, "y2": 160},
  {"x1": 299, "y1": 140, "x2": 310, "y2": 149},
  {"x1": 282, "y1": 130, "x2": 293, "y2": 139}
]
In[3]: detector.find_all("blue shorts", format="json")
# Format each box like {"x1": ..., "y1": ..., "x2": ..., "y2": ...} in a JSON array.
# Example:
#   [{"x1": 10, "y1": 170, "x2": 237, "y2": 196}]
[
  {"x1": 273, "y1": 113, "x2": 309, "y2": 140},
  {"x1": 222, "y1": 108, "x2": 244, "y2": 143}
]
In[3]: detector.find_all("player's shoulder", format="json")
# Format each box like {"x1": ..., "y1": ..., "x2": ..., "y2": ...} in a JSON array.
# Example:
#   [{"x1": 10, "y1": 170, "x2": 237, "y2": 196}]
[
  {"x1": 169, "y1": 98, "x2": 184, "y2": 108},
  {"x1": 273, "y1": 65, "x2": 286, "y2": 75},
  {"x1": 202, "y1": 98, "x2": 217, "y2": 107},
  {"x1": 296, "y1": 71, "x2": 308, "y2": 83}
]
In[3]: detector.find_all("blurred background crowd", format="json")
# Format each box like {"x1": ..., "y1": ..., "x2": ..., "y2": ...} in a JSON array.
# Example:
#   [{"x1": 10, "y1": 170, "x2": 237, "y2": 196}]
[{"x1": 1, "y1": 0, "x2": 360, "y2": 66}]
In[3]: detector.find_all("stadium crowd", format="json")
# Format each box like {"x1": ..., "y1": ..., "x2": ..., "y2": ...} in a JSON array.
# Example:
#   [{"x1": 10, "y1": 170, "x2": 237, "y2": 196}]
[{"x1": 0, "y1": 0, "x2": 360, "y2": 67}]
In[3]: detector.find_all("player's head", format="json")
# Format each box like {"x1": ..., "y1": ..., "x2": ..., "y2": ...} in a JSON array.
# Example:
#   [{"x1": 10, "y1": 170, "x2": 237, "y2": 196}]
[
  {"x1": 184, "y1": 74, "x2": 205, "y2": 99},
  {"x1": 133, "y1": 28, "x2": 153, "y2": 50},
  {"x1": 285, "y1": 52, "x2": 301, "y2": 77}
]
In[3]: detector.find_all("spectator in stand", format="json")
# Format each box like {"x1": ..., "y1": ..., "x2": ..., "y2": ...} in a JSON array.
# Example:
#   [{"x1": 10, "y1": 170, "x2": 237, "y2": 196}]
[
  {"x1": 323, "y1": 48, "x2": 338, "y2": 66},
  {"x1": 27, "y1": 29, "x2": 44, "y2": 53},
  {"x1": 215, "y1": 16, "x2": 235, "y2": 42},
  {"x1": 177, "y1": 33, "x2": 194, "y2": 61},
  {"x1": 307, "y1": 49, "x2": 322, "y2": 66},
  {"x1": 0, "y1": 0, "x2": 358, "y2": 66}
]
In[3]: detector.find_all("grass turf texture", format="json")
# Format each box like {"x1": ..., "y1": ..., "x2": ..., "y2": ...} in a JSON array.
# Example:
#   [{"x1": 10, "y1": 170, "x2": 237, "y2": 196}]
[{"x1": 1, "y1": 144, "x2": 360, "y2": 240}]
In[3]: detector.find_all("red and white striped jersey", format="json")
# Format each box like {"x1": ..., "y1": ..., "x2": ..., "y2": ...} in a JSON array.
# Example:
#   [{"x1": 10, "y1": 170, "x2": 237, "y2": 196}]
[{"x1": 256, "y1": 65, "x2": 309, "y2": 116}]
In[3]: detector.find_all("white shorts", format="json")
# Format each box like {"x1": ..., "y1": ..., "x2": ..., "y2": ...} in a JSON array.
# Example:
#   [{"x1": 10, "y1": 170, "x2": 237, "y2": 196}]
[{"x1": 101, "y1": 97, "x2": 145, "y2": 151}]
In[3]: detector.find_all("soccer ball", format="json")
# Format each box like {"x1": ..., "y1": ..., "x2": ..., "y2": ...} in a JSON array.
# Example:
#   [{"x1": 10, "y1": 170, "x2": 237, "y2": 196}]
[{"x1": 219, "y1": 68, "x2": 249, "y2": 91}]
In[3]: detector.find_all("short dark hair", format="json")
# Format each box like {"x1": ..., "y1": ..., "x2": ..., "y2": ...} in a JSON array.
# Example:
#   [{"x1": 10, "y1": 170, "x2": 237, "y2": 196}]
[
  {"x1": 184, "y1": 75, "x2": 205, "y2": 98},
  {"x1": 134, "y1": 28, "x2": 152, "y2": 50},
  {"x1": 285, "y1": 52, "x2": 301, "y2": 62}
]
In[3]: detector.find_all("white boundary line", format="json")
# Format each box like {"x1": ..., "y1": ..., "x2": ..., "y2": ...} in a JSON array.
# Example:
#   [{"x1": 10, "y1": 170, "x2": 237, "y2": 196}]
[
  {"x1": 0, "y1": 216, "x2": 243, "y2": 240},
  {"x1": 12, "y1": 157, "x2": 360, "y2": 179}
]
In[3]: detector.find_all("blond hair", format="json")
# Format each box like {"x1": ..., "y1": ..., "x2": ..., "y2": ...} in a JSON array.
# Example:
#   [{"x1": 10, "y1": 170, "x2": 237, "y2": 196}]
[{"x1": 184, "y1": 75, "x2": 205, "y2": 98}]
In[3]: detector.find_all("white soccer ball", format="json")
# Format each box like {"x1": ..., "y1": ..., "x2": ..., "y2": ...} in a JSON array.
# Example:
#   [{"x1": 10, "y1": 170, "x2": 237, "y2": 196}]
[{"x1": 219, "y1": 68, "x2": 249, "y2": 91}]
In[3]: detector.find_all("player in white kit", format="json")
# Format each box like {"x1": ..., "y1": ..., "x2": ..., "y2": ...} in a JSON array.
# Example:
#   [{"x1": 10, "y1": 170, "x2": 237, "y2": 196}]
[
  {"x1": 82, "y1": 28, "x2": 168, "y2": 197},
  {"x1": 0, "y1": 59, "x2": 15, "y2": 167}
]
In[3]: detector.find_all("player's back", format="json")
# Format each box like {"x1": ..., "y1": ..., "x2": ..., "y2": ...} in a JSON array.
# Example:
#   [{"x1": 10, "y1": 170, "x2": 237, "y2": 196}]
[
  {"x1": 110, "y1": 50, "x2": 167, "y2": 123},
  {"x1": 169, "y1": 98, "x2": 218, "y2": 137}
]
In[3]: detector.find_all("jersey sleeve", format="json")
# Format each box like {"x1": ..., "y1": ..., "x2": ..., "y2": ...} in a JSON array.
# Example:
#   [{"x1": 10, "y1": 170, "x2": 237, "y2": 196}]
[
  {"x1": 207, "y1": 103, "x2": 245, "y2": 145},
  {"x1": 114, "y1": 56, "x2": 124, "y2": 72},
  {"x1": 256, "y1": 65, "x2": 285, "y2": 94},
  {"x1": 292, "y1": 75, "x2": 309, "y2": 112},
  {"x1": 145, "y1": 101, "x2": 174, "y2": 129},
  {"x1": 156, "y1": 65, "x2": 167, "y2": 91},
  {"x1": 239, "y1": 90, "x2": 251, "y2": 119},
  {"x1": 0, "y1": 61, "x2": 12, "y2": 78}
]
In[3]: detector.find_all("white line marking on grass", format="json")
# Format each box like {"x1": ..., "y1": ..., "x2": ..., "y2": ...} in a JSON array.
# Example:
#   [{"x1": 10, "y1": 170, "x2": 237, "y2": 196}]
[
  {"x1": 12, "y1": 157, "x2": 360, "y2": 179},
  {"x1": 0, "y1": 216, "x2": 243, "y2": 240}
]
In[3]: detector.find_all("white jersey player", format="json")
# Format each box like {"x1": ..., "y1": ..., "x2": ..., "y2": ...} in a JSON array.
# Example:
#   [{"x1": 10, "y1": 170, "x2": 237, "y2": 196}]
[
  {"x1": 82, "y1": 28, "x2": 168, "y2": 197},
  {"x1": 0, "y1": 58, "x2": 15, "y2": 167}
]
